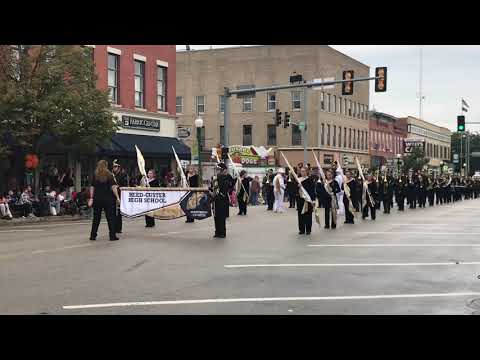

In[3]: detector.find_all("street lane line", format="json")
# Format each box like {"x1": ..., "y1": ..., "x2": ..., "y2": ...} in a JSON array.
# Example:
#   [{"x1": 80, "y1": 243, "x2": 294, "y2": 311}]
[
  {"x1": 357, "y1": 232, "x2": 480, "y2": 235},
  {"x1": 30, "y1": 243, "x2": 93, "y2": 254},
  {"x1": 224, "y1": 262, "x2": 480, "y2": 268},
  {"x1": 308, "y1": 244, "x2": 480, "y2": 247},
  {"x1": 392, "y1": 224, "x2": 480, "y2": 227},
  {"x1": 62, "y1": 292, "x2": 480, "y2": 310},
  {"x1": 0, "y1": 229, "x2": 45, "y2": 233}
]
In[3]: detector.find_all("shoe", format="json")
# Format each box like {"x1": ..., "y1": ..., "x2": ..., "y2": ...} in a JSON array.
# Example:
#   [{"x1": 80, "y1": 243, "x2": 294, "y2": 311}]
[
  {"x1": 298, "y1": 231, "x2": 305, "y2": 235},
  {"x1": 306, "y1": 232, "x2": 311, "y2": 235},
  {"x1": 324, "y1": 226, "x2": 330, "y2": 229},
  {"x1": 110, "y1": 237, "x2": 119, "y2": 241},
  {"x1": 116, "y1": 231, "x2": 122, "y2": 234},
  {"x1": 332, "y1": 225, "x2": 336, "y2": 229},
  {"x1": 89, "y1": 237, "x2": 96, "y2": 241}
]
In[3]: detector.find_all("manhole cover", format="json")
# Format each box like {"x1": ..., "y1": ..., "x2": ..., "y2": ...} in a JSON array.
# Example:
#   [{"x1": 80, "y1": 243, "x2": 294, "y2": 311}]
[{"x1": 466, "y1": 298, "x2": 480, "y2": 310}]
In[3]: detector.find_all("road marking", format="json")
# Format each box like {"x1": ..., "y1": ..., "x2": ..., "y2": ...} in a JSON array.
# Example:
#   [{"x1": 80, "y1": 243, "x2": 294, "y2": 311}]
[
  {"x1": 30, "y1": 244, "x2": 93, "y2": 254},
  {"x1": 357, "y1": 232, "x2": 480, "y2": 235},
  {"x1": 308, "y1": 244, "x2": 480, "y2": 247},
  {"x1": 0, "y1": 229, "x2": 45, "y2": 233},
  {"x1": 224, "y1": 261, "x2": 480, "y2": 268},
  {"x1": 392, "y1": 224, "x2": 480, "y2": 227},
  {"x1": 62, "y1": 292, "x2": 480, "y2": 310}
]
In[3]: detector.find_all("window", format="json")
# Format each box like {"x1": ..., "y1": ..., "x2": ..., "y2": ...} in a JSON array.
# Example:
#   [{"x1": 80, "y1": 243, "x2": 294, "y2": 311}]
[
  {"x1": 344, "y1": 99, "x2": 347, "y2": 115},
  {"x1": 320, "y1": 92, "x2": 325, "y2": 110},
  {"x1": 333, "y1": 95, "x2": 337, "y2": 112},
  {"x1": 349, "y1": 128, "x2": 352, "y2": 148},
  {"x1": 267, "y1": 124, "x2": 277, "y2": 146},
  {"x1": 176, "y1": 96, "x2": 183, "y2": 114},
  {"x1": 134, "y1": 60, "x2": 145, "y2": 108},
  {"x1": 359, "y1": 131, "x2": 362, "y2": 150},
  {"x1": 243, "y1": 125, "x2": 252, "y2": 146},
  {"x1": 157, "y1": 66, "x2": 167, "y2": 111},
  {"x1": 219, "y1": 95, "x2": 225, "y2": 113},
  {"x1": 196, "y1": 95, "x2": 205, "y2": 114},
  {"x1": 267, "y1": 92, "x2": 276, "y2": 111},
  {"x1": 357, "y1": 103, "x2": 361, "y2": 118},
  {"x1": 220, "y1": 126, "x2": 225, "y2": 146},
  {"x1": 344, "y1": 128, "x2": 347, "y2": 148},
  {"x1": 321, "y1": 123, "x2": 325, "y2": 146},
  {"x1": 327, "y1": 125, "x2": 331, "y2": 146},
  {"x1": 108, "y1": 53, "x2": 119, "y2": 104},
  {"x1": 292, "y1": 91, "x2": 301, "y2": 110},
  {"x1": 339, "y1": 97, "x2": 343, "y2": 114},
  {"x1": 353, "y1": 102, "x2": 356, "y2": 117},
  {"x1": 339, "y1": 126, "x2": 342, "y2": 148},
  {"x1": 348, "y1": 100, "x2": 352, "y2": 116},
  {"x1": 327, "y1": 93, "x2": 331, "y2": 112},
  {"x1": 333, "y1": 125, "x2": 336, "y2": 147},
  {"x1": 360, "y1": 131, "x2": 364, "y2": 150},
  {"x1": 292, "y1": 124, "x2": 302, "y2": 145},
  {"x1": 243, "y1": 96, "x2": 253, "y2": 112},
  {"x1": 353, "y1": 129, "x2": 356, "y2": 149}
]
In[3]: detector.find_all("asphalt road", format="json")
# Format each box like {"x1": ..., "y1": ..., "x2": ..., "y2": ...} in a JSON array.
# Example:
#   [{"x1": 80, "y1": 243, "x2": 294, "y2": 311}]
[{"x1": 2, "y1": 199, "x2": 480, "y2": 315}]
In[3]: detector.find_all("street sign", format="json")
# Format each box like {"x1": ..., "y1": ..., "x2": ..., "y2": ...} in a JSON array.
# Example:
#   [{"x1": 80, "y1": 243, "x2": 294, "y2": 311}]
[
  {"x1": 453, "y1": 153, "x2": 459, "y2": 163},
  {"x1": 471, "y1": 152, "x2": 480, "y2": 158},
  {"x1": 177, "y1": 126, "x2": 192, "y2": 139},
  {"x1": 443, "y1": 165, "x2": 449, "y2": 172}
]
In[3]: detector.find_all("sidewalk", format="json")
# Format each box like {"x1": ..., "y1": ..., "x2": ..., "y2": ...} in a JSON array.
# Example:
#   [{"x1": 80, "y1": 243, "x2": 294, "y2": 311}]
[{"x1": 0, "y1": 214, "x2": 89, "y2": 227}]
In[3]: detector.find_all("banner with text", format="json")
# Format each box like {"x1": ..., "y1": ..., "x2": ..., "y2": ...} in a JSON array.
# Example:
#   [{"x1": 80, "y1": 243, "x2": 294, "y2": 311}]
[{"x1": 120, "y1": 187, "x2": 211, "y2": 220}]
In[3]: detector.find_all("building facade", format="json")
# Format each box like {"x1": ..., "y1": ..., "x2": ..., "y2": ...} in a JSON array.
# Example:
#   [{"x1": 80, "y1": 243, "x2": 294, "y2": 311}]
[
  {"x1": 176, "y1": 45, "x2": 371, "y2": 169},
  {"x1": 399, "y1": 116, "x2": 451, "y2": 170},
  {"x1": 79, "y1": 45, "x2": 189, "y2": 188},
  {"x1": 369, "y1": 111, "x2": 407, "y2": 169}
]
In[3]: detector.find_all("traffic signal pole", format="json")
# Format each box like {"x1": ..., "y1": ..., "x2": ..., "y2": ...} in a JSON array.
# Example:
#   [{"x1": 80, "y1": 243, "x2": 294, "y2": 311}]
[{"x1": 303, "y1": 86, "x2": 308, "y2": 165}]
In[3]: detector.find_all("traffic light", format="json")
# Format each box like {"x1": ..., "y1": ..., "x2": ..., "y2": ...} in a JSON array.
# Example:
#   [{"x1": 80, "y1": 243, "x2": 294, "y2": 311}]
[
  {"x1": 342, "y1": 70, "x2": 354, "y2": 95},
  {"x1": 457, "y1": 115, "x2": 465, "y2": 132},
  {"x1": 375, "y1": 67, "x2": 387, "y2": 92},
  {"x1": 221, "y1": 146, "x2": 229, "y2": 160},
  {"x1": 275, "y1": 109, "x2": 282, "y2": 126},
  {"x1": 284, "y1": 112, "x2": 291, "y2": 128}
]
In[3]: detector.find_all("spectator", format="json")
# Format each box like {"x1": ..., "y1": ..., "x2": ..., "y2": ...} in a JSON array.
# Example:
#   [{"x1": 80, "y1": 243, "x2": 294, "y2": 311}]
[
  {"x1": 0, "y1": 193, "x2": 13, "y2": 220},
  {"x1": 60, "y1": 169, "x2": 75, "y2": 200},
  {"x1": 46, "y1": 187, "x2": 61, "y2": 216},
  {"x1": 18, "y1": 186, "x2": 36, "y2": 218},
  {"x1": 250, "y1": 176, "x2": 260, "y2": 206},
  {"x1": 48, "y1": 164, "x2": 60, "y2": 189}
]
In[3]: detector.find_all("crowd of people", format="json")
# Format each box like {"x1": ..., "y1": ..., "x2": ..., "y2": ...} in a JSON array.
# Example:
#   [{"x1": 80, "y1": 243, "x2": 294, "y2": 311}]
[{"x1": 208, "y1": 160, "x2": 480, "y2": 237}]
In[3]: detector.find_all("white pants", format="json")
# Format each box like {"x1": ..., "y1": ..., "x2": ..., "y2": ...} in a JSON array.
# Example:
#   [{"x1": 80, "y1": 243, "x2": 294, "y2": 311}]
[
  {"x1": 273, "y1": 190, "x2": 285, "y2": 213},
  {"x1": 0, "y1": 203, "x2": 13, "y2": 218},
  {"x1": 336, "y1": 192, "x2": 345, "y2": 215}
]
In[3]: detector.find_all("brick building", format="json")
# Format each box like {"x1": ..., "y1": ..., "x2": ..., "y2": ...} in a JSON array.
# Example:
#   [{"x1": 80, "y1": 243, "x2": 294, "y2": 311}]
[
  {"x1": 84, "y1": 45, "x2": 189, "y2": 182},
  {"x1": 176, "y1": 45, "x2": 371, "y2": 170},
  {"x1": 368, "y1": 111, "x2": 407, "y2": 169}
]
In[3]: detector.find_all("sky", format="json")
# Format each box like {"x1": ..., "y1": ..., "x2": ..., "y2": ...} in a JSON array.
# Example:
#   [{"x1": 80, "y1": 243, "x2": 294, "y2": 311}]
[{"x1": 176, "y1": 45, "x2": 480, "y2": 132}]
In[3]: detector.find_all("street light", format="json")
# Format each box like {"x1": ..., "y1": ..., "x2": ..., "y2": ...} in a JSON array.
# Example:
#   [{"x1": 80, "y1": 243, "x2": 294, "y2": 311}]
[
  {"x1": 396, "y1": 154, "x2": 401, "y2": 175},
  {"x1": 195, "y1": 116, "x2": 204, "y2": 184}
]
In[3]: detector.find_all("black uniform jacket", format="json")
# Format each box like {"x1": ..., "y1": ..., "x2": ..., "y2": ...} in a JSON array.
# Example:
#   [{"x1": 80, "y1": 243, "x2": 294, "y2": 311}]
[
  {"x1": 344, "y1": 178, "x2": 359, "y2": 208},
  {"x1": 295, "y1": 176, "x2": 316, "y2": 212},
  {"x1": 316, "y1": 179, "x2": 341, "y2": 208}
]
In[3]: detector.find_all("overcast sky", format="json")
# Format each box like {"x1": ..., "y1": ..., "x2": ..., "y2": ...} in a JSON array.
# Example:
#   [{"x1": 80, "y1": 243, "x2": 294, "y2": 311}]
[{"x1": 176, "y1": 45, "x2": 480, "y2": 132}]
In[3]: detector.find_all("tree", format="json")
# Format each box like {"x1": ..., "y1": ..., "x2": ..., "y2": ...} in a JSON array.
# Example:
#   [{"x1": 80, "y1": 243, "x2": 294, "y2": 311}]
[
  {"x1": 402, "y1": 146, "x2": 429, "y2": 173},
  {"x1": 0, "y1": 45, "x2": 118, "y2": 157}
]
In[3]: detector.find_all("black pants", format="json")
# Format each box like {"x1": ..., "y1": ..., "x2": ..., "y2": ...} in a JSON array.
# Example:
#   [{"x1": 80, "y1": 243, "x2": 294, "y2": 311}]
[
  {"x1": 396, "y1": 194, "x2": 405, "y2": 211},
  {"x1": 344, "y1": 197, "x2": 354, "y2": 224},
  {"x1": 363, "y1": 202, "x2": 376, "y2": 220},
  {"x1": 375, "y1": 197, "x2": 382, "y2": 210},
  {"x1": 214, "y1": 215, "x2": 226, "y2": 236},
  {"x1": 297, "y1": 209, "x2": 313, "y2": 233},
  {"x1": 324, "y1": 205, "x2": 336, "y2": 228},
  {"x1": 186, "y1": 215, "x2": 195, "y2": 223},
  {"x1": 427, "y1": 191, "x2": 434, "y2": 206},
  {"x1": 114, "y1": 207, "x2": 122, "y2": 232},
  {"x1": 238, "y1": 197, "x2": 247, "y2": 215},
  {"x1": 383, "y1": 197, "x2": 391, "y2": 214},
  {"x1": 267, "y1": 189, "x2": 274, "y2": 210},
  {"x1": 90, "y1": 201, "x2": 116, "y2": 239},
  {"x1": 21, "y1": 203, "x2": 33, "y2": 217},
  {"x1": 408, "y1": 194, "x2": 416, "y2": 208},
  {"x1": 145, "y1": 215, "x2": 155, "y2": 227},
  {"x1": 289, "y1": 192, "x2": 296, "y2": 208}
]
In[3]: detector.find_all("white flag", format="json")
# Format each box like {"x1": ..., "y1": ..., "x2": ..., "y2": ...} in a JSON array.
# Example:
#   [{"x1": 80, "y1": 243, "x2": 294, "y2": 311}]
[
  {"x1": 462, "y1": 98, "x2": 470, "y2": 109},
  {"x1": 135, "y1": 145, "x2": 146, "y2": 178},
  {"x1": 172, "y1": 146, "x2": 188, "y2": 188}
]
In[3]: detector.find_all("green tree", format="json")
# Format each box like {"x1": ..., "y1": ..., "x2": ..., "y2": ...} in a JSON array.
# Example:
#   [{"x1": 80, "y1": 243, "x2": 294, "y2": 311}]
[
  {"x1": 0, "y1": 45, "x2": 118, "y2": 157},
  {"x1": 402, "y1": 146, "x2": 429, "y2": 173}
]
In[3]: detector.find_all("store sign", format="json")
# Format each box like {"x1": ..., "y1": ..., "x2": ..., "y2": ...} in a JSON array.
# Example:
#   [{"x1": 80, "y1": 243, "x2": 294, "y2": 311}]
[
  {"x1": 404, "y1": 138, "x2": 425, "y2": 154},
  {"x1": 177, "y1": 126, "x2": 192, "y2": 139},
  {"x1": 228, "y1": 145, "x2": 275, "y2": 167},
  {"x1": 121, "y1": 116, "x2": 160, "y2": 132}
]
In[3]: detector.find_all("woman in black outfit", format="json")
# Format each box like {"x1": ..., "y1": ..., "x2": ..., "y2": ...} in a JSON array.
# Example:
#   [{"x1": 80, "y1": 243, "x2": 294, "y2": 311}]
[{"x1": 88, "y1": 160, "x2": 120, "y2": 241}]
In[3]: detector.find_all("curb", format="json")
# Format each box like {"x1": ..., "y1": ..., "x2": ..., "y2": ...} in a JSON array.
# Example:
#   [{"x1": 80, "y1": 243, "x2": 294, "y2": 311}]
[{"x1": 0, "y1": 215, "x2": 90, "y2": 227}]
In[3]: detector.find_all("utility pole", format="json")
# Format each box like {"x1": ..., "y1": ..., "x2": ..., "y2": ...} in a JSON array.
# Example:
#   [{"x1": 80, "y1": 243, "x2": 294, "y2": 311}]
[
  {"x1": 418, "y1": 45, "x2": 423, "y2": 120},
  {"x1": 302, "y1": 86, "x2": 308, "y2": 165}
]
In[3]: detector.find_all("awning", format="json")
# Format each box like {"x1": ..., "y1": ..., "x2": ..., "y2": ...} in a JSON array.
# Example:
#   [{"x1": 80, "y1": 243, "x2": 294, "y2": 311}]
[{"x1": 97, "y1": 133, "x2": 191, "y2": 160}]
